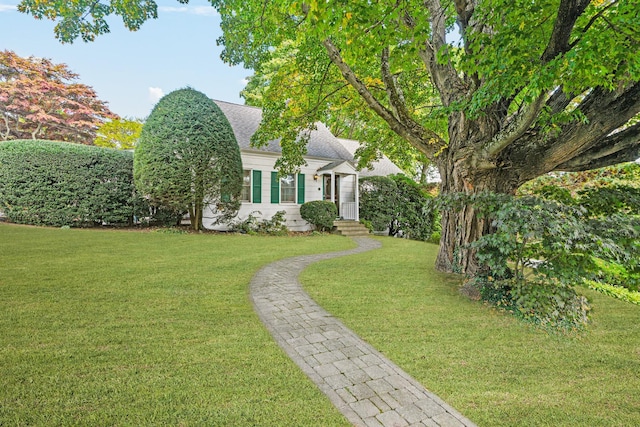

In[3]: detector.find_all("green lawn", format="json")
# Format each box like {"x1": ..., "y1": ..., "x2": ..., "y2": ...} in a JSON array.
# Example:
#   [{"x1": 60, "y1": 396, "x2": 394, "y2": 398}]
[
  {"x1": 0, "y1": 223, "x2": 353, "y2": 426},
  {"x1": 301, "y1": 237, "x2": 640, "y2": 427},
  {"x1": 2, "y1": 225, "x2": 639, "y2": 426}
]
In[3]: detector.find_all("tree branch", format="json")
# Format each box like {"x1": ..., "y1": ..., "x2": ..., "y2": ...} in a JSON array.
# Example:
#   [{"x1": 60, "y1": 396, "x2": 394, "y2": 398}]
[
  {"x1": 480, "y1": 93, "x2": 547, "y2": 160},
  {"x1": 529, "y1": 82, "x2": 640, "y2": 174},
  {"x1": 427, "y1": 0, "x2": 447, "y2": 50},
  {"x1": 581, "y1": 82, "x2": 640, "y2": 125},
  {"x1": 416, "y1": 0, "x2": 466, "y2": 105},
  {"x1": 380, "y1": 47, "x2": 409, "y2": 123},
  {"x1": 546, "y1": 87, "x2": 577, "y2": 115},
  {"x1": 541, "y1": 0, "x2": 591, "y2": 62},
  {"x1": 322, "y1": 38, "x2": 445, "y2": 158},
  {"x1": 569, "y1": 0, "x2": 619, "y2": 49},
  {"x1": 555, "y1": 121, "x2": 640, "y2": 171},
  {"x1": 453, "y1": 0, "x2": 474, "y2": 40}
]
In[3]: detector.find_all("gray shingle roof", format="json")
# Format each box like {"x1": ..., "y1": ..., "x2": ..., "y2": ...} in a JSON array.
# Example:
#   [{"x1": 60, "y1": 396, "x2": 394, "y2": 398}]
[
  {"x1": 317, "y1": 160, "x2": 349, "y2": 172},
  {"x1": 213, "y1": 100, "x2": 402, "y2": 177},
  {"x1": 336, "y1": 137, "x2": 403, "y2": 177},
  {"x1": 214, "y1": 100, "x2": 353, "y2": 161}
]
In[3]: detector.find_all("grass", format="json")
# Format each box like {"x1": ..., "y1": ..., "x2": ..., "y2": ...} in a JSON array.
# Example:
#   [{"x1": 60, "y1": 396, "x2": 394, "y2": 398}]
[
  {"x1": 301, "y1": 237, "x2": 640, "y2": 427},
  {"x1": 3, "y1": 224, "x2": 639, "y2": 426},
  {"x1": 0, "y1": 223, "x2": 353, "y2": 426}
]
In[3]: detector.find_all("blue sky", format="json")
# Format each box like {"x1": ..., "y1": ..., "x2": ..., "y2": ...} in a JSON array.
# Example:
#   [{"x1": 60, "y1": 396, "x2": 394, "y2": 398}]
[{"x1": 0, "y1": 0, "x2": 248, "y2": 118}]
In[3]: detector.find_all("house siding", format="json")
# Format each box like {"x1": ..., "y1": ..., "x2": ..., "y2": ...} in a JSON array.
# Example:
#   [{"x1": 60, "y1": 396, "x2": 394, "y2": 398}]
[
  {"x1": 203, "y1": 152, "x2": 339, "y2": 231},
  {"x1": 199, "y1": 100, "x2": 398, "y2": 232}
]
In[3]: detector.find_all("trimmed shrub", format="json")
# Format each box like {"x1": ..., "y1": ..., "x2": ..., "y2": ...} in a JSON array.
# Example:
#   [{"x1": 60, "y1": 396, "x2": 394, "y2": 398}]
[
  {"x1": 0, "y1": 140, "x2": 139, "y2": 227},
  {"x1": 392, "y1": 175, "x2": 436, "y2": 241},
  {"x1": 300, "y1": 200, "x2": 337, "y2": 231},
  {"x1": 359, "y1": 174, "x2": 435, "y2": 241},
  {"x1": 135, "y1": 88, "x2": 243, "y2": 231}
]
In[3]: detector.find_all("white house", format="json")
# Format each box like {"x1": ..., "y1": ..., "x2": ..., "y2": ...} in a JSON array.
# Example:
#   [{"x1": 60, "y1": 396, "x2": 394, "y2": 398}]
[{"x1": 203, "y1": 101, "x2": 402, "y2": 231}]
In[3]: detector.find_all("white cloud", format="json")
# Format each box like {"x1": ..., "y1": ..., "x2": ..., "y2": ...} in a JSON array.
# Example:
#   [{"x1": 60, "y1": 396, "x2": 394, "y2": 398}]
[
  {"x1": 158, "y1": 6, "x2": 217, "y2": 16},
  {"x1": 148, "y1": 87, "x2": 164, "y2": 103},
  {"x1": 192, "y1": 6, "x2": 218, "y2": 16},
  {"x1": 0, "y1": 4, "x2": 18, "y2": 12}
]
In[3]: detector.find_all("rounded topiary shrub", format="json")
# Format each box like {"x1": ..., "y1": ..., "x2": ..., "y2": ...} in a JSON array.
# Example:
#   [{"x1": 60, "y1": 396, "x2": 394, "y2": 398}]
[
  {"x1": 135, "y1": 87, "x2": 243, "y2": 231},
  {"x1": 0, "y1": 139, "x2": 138, "y2": 227},
  {"x1": 300, "y1": 200, "x2": 337, "y2": 231}
]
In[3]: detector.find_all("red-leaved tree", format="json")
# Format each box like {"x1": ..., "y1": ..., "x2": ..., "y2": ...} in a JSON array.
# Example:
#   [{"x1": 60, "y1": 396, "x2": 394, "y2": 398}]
[{"x1": 0, "y1": 50, "x2": 117, "y2": 144}]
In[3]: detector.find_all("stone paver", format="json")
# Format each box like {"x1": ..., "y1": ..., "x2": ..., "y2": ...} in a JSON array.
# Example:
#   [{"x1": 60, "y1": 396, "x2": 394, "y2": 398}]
[{"x1": 250, "y1": 237, "x2": 476, "y2": 427}]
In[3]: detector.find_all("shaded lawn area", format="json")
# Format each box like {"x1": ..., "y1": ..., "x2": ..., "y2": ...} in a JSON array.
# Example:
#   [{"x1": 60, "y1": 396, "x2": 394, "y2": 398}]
[
  {"x1": 0, "y1": 223, "x2": 353, "y2": 426},
  {"x1": 301, "y1": 237, "x2": 640, "y2": 427}
]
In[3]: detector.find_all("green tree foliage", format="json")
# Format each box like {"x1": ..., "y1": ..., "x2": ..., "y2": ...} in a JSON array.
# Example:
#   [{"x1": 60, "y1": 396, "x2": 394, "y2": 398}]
[
  {"x1": 134, "y1": 88, "x2": 243, "y2": 231},
  {"x1": 359, "y1": 175, "x2": 435, "y2": 241},
  {"x1": 518, "y1": 162, "x2": 640, "y2": 292},
  {"x1": 94, "y1": 118, "x2": 143, "y2": 150},
  {"x1": 19, "y1": 1, "x2": 640, "y2": 279},
  {"x1": 240, "y1": 41, "x2": 439, "y2": 180},
  {"x1": 300, "y1": 200, "x2": 337, "y2": 232},
  {"x1": 0, "y1": 140, "x2": 138, "y2": 226},
  {"x1": 519, "y1": 162, "x2": 640, "y2": 216},
  {"x1": 440, "y1": 192, "x2": 640, "y2": 329}
]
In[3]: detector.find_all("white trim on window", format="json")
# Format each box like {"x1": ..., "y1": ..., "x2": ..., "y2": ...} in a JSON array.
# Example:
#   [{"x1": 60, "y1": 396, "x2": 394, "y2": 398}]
[
  {"x1": 241, "y1": 169, "x2": 252, "y2": 203},
  {"x1": 280, "y1": 173, "x2": 296, "y2": 204}
]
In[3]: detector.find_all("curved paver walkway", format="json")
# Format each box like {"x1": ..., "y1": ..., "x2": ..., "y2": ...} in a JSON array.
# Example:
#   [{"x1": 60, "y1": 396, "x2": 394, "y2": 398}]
[{"x1": 250, "y1": 237, "x2": 477, "y2": 427}]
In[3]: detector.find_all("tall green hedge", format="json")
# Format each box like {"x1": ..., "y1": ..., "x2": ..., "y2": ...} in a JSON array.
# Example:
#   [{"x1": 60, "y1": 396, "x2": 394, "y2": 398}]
[{"x1": 0, "y1": 140, "x2": 138, "y2": 227}]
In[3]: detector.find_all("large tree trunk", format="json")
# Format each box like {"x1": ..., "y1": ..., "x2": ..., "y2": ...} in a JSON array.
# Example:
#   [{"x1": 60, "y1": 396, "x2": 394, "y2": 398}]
[
  {"x1": 434, "y1": 115, "x2": 521, "y2": 275},
  {"x1": 435, "y1": 162, "x2": 520, "y2": 275}
]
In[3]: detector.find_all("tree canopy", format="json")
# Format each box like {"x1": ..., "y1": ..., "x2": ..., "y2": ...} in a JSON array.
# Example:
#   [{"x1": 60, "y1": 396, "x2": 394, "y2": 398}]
[
  {"x1": 239, "y1": 40, "x2": 439, "y2": 180},
  {"x1": 134, "y1": 88, "x2": 243, "y2": 231},
  {"x1": 19, "y1": 0, "x2": 640, "y2": 276},
  {"x1": 94, "y1": 118, "x2": 143, "y2": 150},
  {"x1": 0, "y1": 50, "x2": 117, "y2": 143}
]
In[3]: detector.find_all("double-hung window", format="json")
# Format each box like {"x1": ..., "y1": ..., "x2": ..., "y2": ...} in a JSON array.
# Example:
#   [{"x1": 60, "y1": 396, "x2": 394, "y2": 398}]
[
  {"x1": 270, "y1": 172, "x2": 304, "y2": 204},
  {"x1": 240, "y1": 170, "x2": 262, "y2": 203},
  {"x1": 280, "y1": 174, "x2": 296, "y2": 203},
  {"x1": 241, "y1": 170, "x2": 251, "y2": 202}
]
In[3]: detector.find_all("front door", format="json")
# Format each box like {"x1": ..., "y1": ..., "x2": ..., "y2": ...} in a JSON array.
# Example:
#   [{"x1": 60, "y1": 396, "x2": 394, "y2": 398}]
[{"x1": 323, "y1": 175, "x2": 340, "y2": 215}]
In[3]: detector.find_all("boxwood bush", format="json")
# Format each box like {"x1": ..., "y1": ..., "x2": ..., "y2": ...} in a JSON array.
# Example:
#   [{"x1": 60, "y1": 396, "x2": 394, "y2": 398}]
[
  {"x1": 0, "y1": 140, "x2": 139, "y2": 227},
  {"x1": 300, "y1": 200, "x2": 337, "y2": 231}
]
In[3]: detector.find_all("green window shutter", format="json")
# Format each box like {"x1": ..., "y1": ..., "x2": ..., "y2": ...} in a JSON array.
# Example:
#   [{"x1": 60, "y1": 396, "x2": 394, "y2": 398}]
[
  {"x1": 221, "y1": 177, "x2": 230, "y2": 202},
  {"x1": 252, "y1": 170, "x2": 262, "y2": 203},
  {"x1": 297, "y1": 173, "x2": 305, "y2": 204},
  {"x1": 270, "y1": 171, "x2": 279, "y2": 204}
]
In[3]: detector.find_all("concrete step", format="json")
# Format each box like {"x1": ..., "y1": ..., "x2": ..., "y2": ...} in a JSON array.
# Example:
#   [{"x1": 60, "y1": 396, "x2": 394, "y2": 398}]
[{"x1": 333, "y1": 220, "x2": 370, "y2": 237}]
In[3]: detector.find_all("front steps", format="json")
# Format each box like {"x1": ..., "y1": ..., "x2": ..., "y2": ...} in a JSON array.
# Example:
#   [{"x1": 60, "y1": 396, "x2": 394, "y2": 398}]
[{"x1": 333, "y1": 220, "x2": 370, "y2": 237}]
